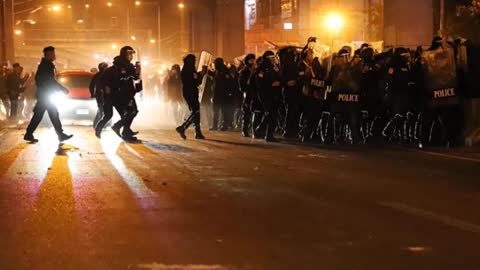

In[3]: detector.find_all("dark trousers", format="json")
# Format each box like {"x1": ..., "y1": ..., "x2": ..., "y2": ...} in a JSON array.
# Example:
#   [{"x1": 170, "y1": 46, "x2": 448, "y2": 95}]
[
  {"x1": 212, "y1": 100, "x2": 231, "y2": 130},
  {"x1": 180, "y1": 95, "x2": 201, "y2": 132},
  {"x1": 241, "y1": 94, "x2": 252, "y2": 133},
  {"x1": 301, "y1": 98, "x2": 323, "y2": 140},
  {"x1": 418, "y1": 106, "x2": 463, "y2": 147},
  {"x1": 96, "y1": 95, "x2": 122, "y2": 131},
  {"x1": 113, "y1": 97, "x2": 138, "y2": 136},
  {"x1": 333, "y1": 106, "x2": 361, "y2": 144},
  {"x1": 258, "y1": 98, "x2": 280, "y2": 139},
  {"x1": 93, "y1": 97, "x2": 104, "y2": 128},
  {"x1": 26, "y1": 99, "x2": 63, "y2": 135},
  {"x1": 283, "y1": 88, "x2": 303, "y2": 136},
  {"x1": 9, "y1": 98, "x2": 18, "y2": 118}
]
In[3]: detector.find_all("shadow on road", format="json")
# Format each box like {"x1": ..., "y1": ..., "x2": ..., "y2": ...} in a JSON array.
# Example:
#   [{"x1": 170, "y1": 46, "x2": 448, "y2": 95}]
[
  {"x1": 205, "y1": 138, "x2": 274, "y2": 149},
  {"x1": 142, "y1": 141, "x2": 193, "y2": 153},
  {"x1": 55, "y1": 144, "x2": 80, "y2": 156}
]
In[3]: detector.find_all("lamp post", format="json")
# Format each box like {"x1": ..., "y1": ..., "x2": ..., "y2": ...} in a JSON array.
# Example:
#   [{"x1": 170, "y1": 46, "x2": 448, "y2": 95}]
[
  {"x1": 325, "y1": 12, "x2": 344, "y2": 53},
  {"x1": 1, "y1": 0, "x2": 15, "y2": 64},
  {"x1": 131, "y1": 1, "x2": 162, "y2": 59},
  {"x1": 325, "y1": 12, "x2": 344, "y2": 74}
]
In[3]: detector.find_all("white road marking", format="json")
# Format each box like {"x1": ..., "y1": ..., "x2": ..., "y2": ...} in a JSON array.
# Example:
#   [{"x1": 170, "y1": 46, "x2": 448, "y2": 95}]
[
  {"x1": 421, "y1": 151, "x2": 480, "y2": 163},
  {"x1": 135, "y1": 263, "x2": 227, "y2": 270},
  {"x1": 379, "y1": 201, "x2": 480, "y2": 235}
]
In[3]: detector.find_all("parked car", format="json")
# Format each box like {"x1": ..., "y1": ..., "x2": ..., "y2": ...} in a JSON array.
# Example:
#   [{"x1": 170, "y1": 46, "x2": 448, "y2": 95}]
[{"x1": 49, "y1": 70, "x2": 96, "y2": 120}]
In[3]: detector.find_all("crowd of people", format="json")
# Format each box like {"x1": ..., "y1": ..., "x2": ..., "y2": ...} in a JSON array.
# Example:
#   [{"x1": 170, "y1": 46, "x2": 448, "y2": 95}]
[
  {"x1": 162, "y1": 36, "x2": 471, "y2": 147},
  {"x1": 0, "y1": 64, "x2": 36, "y2": 120},
  {"x1": 0, "y1": 35, "x2": 473, "y2": 148}
]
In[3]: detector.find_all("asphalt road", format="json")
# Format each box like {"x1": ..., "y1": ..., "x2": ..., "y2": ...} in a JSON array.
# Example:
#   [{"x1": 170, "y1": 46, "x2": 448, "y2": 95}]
[{"x1": 0, "y1": 126, "x2": 479, "y2": 270}]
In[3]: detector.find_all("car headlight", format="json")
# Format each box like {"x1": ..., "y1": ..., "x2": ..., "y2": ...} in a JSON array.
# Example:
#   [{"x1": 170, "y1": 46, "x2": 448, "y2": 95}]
[{"x1": 49, "y1": 92, "x2": 68, "y2": 106}]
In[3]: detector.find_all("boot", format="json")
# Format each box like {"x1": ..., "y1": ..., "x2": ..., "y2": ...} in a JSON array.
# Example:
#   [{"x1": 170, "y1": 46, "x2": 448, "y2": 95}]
[
  {"x1": 58, "y1": 133, "x2": 73, "y2": 142},
  {"x1": 24, "y1": 133, "x2": 39, "y2": 143},
  {"x1": 176, "y1": 126, "x2": 187, "y2": 140},
  {"x1": 195, "y1": 131, "x2": 205, "y2": 140},
  {"x1": 111, "y1": 124, "x2": 122, "y2": 138}
]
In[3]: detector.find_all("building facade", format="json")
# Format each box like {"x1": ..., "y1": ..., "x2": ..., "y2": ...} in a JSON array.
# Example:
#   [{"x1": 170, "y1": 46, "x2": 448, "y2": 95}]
[{"x1": 245, "y1": 0, "x2": 373, "y2": 54}]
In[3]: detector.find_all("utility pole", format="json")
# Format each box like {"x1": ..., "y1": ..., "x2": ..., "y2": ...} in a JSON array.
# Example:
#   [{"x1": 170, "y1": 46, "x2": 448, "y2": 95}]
[
  {"x1": 1, "y1": 0, "x2": 6, "y2": 65},
  {"x1": 1, "y1": 0, "x2": 14, "y2": 65},
  {"x1": 439, "y1": 0, "x2": 445, "y2": 36}
]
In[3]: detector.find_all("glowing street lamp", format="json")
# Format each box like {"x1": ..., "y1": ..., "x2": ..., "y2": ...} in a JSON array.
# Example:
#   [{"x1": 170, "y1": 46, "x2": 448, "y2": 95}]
[
  {"x1": 111, "y1": 44, "x2": 118, "y2": 50},
  {"x1": 14, "y1": 29, "x2": 22, "y2": 35},
  {"x1": 135, "y1": 1, "x2": 141, "y2": 6},
  {"x1": 85, "y1": 4, "x2": 90, "y2": 8},
  {"x1": 51, "y1": 5, "x2": 61, "y2": 12},
  {"x1": 149, "y1": 39, "x2": 156, "y2": 44},
  {"x1": 131, "y1": 35, "x2": 137, "y2": 41},
  {"x1": 107, "y1": 2, "x2": 113, "y2": 7},
  {"x1": 325, "y1": 12, "x2": 344, "y2": 34},
  {"x1": 178, "y1": 3, "x2": 185, "y2": 9}
]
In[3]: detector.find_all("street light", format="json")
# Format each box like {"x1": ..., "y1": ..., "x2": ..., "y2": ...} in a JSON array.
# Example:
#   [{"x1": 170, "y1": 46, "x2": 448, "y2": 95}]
[
  {"x1": 325, "y1": 12, "x2": 344, "y2": 34},
  {"x1": 135, "y1": 1, "x2": 141, "y2": 6},
  {"x1": 14, "y1": 30, "x2": 22, "y2": 35},
  {"x1": 178, "y1": 3, "x2": 185, "y2": 9},
  {"x1": 149, "y1": 39, "x2": 156, "y2": 44},
  {"x1": 85, "y1": 4, "x2": 90, "y2": 8},
  {"x1": 107, "y1": 2, "x2": 113, "y2": 7},
  {"x1": 51, "y1": 5, "x2": 61, "y2": 12}
]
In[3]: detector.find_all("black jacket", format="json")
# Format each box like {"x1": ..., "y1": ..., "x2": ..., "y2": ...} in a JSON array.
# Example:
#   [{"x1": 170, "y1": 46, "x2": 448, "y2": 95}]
[
  {"x1": 181, "y1": 66, "x2": 202, "y2": 100},
  {"x1": 212, "y1": 68, "x2": 233, "y2": 103},
  {"x1": 35, "y1": 58, "x2": 66, "y2": 99},
  {"x1": 255, "y1": 62, "x2": 282, "y2": 104},
  {"x1": 102, "y1": 56, "x2": 138, "y2": 99},
  {"x1": 89, "y1": 71, "x2": 105, "y2": 99},
  {"x1": 6, "y1": 72, "x2": 25, "y2": 99}
]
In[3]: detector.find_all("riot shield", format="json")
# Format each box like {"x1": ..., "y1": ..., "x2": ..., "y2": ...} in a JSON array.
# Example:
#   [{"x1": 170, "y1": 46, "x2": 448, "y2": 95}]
[
  {"x1": 422, "y1": 47, "x2": 459, "y2": 107},
  {"x1": 330, "y1": 56, "x2": 361, "y2": 113},
  {"x1": 197, "y1": 51, "x2": 213, "y2": 103}
]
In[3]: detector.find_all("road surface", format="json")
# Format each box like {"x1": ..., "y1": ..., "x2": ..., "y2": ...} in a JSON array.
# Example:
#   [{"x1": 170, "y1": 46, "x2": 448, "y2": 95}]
[{"x1": 0, "y1": 126, "x2": 479, "y2": 270}]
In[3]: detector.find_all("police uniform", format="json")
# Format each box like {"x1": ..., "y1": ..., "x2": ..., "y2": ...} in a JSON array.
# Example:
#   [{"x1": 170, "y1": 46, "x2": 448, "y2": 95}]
[
  {"x1": 238, "y1": 54, "x2": 256, "y2": 137},
  {"x1": 176, "y1": 54, "x2": 205, "y2": 140},
  {"x1": 255, "y1": 51, "x2": 282, "y2": 142},
  {"x1": 95, "y1": 51, "x2": 140, "y2": 140}
]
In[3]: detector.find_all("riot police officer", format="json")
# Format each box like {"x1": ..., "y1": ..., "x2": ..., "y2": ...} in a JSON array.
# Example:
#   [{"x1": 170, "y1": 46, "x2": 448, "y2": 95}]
[
  {"x1": 281, "y1": 47, "x2": 302, "y2": 138},
  {"x1": 238, "y1": 53, "x2": 256, "y2": 137},
  {"x1": 210, "y1": 58, "x2": 233, "y2": 131},
  {"x1": 176, "y1": 54, "x2": 206, "y2": 140},
  {"x1": 96, "y1": 46, "x2": 141, "y2": 141},
  {"x1": 90, "y1": 62, "x2": 109, "y2": 129},
  {"x1": 300, "y1": 57, "x2": 328, "y2": 142},
  {"x1": 255, "y1": 51, "x2": 282, "y2": 142},
  {"x1": 383, "y1": 48, "x2": 417, "y2": 143}
]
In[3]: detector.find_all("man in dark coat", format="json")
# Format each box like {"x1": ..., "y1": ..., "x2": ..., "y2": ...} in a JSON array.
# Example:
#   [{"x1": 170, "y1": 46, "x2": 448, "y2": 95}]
[
  {"x1": 24, "y1": 46, "x2": 72, "y2": 143},
  {"x1": 5, "y1": 63, "x2": 26, "y2": 118}
]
